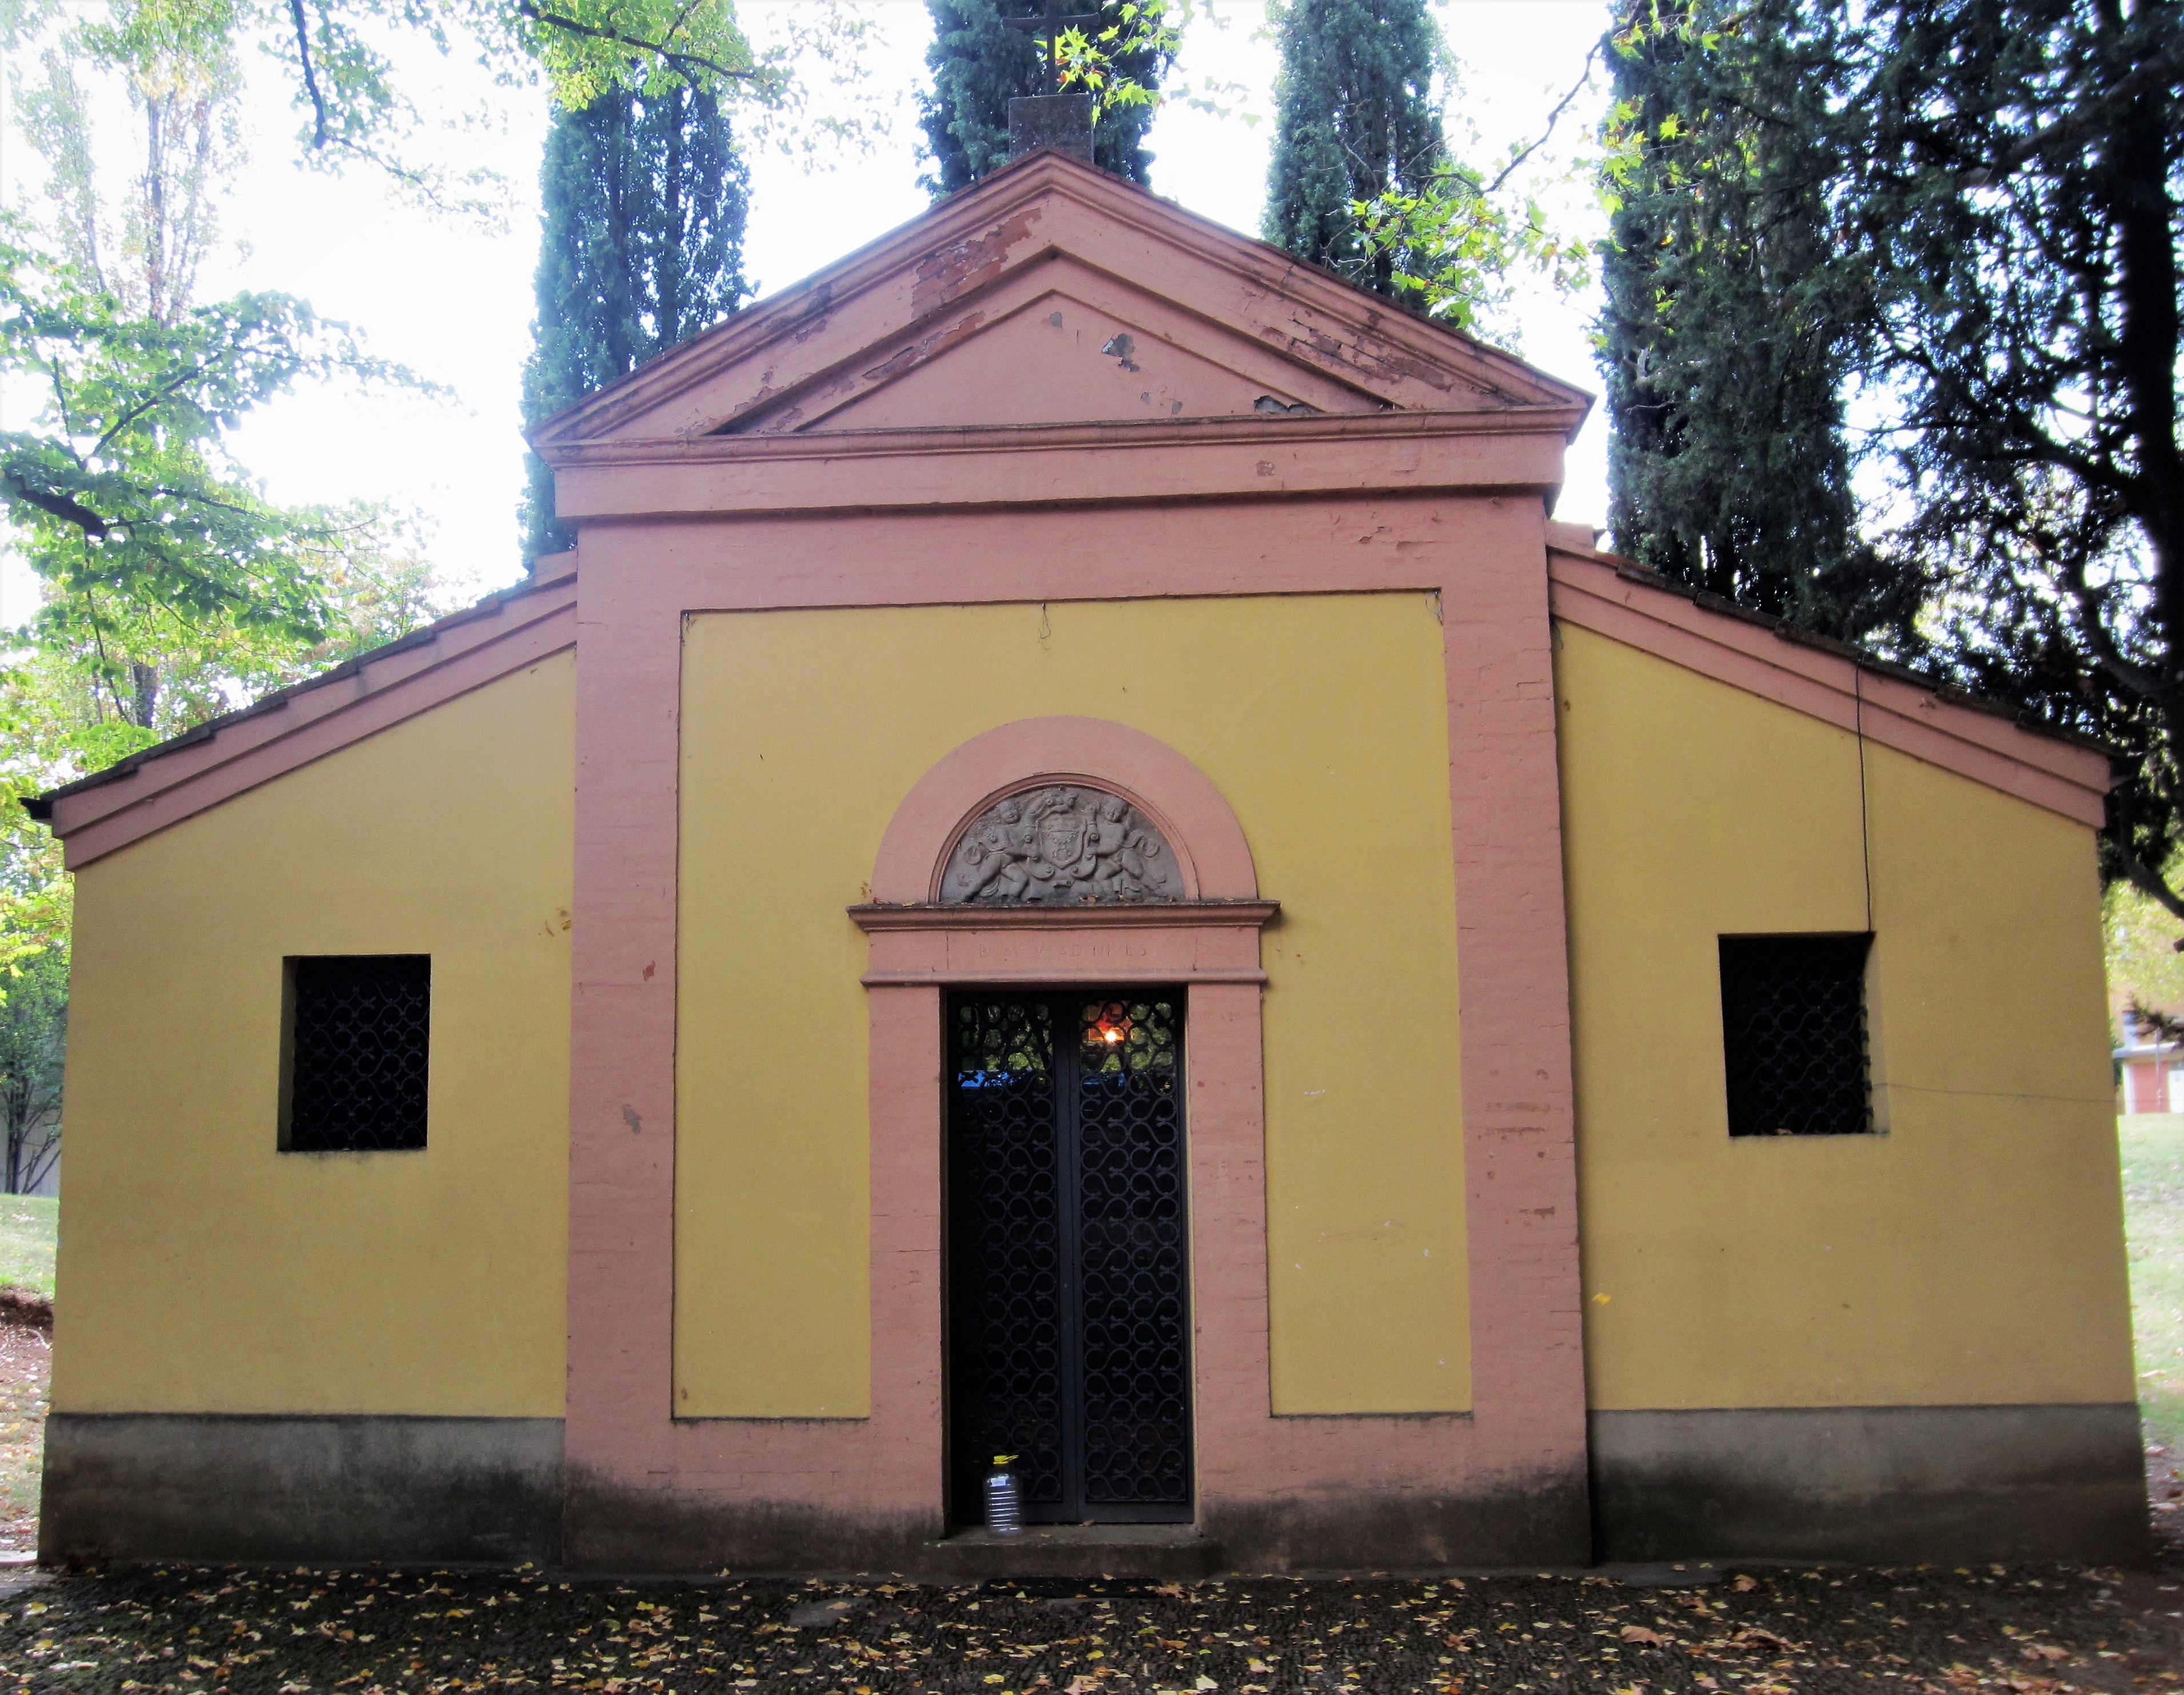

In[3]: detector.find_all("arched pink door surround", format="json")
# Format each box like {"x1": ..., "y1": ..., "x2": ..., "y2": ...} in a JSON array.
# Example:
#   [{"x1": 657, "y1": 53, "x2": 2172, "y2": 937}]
[
  {"x1": 854, "y1": 717, "x2": 1275, "y2": 988},
  {"x1": 866, "y1": 715, "x2": 1259, "y2": 905},
  {"x1": 848, "y1": 719, "x2": 1280, "y2": 1556}
]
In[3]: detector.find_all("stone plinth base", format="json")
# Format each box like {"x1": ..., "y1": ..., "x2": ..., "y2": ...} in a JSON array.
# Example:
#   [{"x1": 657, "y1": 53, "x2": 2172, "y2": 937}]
[
  {"x1": 917, "y1": 1524, "x2": 1219, "y2": 1583},
  {"x1": 1008, "y1": 94, "x2": 1093, "y2": 162}
]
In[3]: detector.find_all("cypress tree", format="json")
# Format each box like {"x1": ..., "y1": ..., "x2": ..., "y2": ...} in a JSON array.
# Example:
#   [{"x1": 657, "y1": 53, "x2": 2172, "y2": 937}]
[
  {"x1": 919, "y1": 1, "x2": 1169, "y2": 196},
  {"x1": 520, "y1": 82, "x2": 751, "y2": 561},
  {"x1": 1596, "y1": 2, "x2": 1910, "y2": 644},
  {"x1": 1822, "y1": 0, "x2": 2184, "y2": 907},
  {"x1": 1595, "y1": 0, "x2": 2184, "y2": 916},
  {"x1": 1262, "y1": 0, "x2": 1448, "y2": 297}
]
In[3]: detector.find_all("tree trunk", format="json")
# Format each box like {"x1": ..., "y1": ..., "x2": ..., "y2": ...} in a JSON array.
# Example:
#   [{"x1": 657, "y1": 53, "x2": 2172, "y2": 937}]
[
  {"x1": 145, "y1": 98, "x2": 168, "y2": 322},
  {"x1": 130, "y1": 661, "x2": 160, "y2": 729}
]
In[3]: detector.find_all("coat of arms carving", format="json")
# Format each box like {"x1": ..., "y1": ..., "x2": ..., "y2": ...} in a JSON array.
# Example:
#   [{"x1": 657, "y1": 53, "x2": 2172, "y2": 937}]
[{"x1": 940, "y1": 785, "x2": 1183, "y2": 904}]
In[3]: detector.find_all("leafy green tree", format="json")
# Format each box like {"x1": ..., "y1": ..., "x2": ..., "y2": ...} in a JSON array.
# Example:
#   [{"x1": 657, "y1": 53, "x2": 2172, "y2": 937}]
[
  {"x1": 18, "y1": 0, "x2": 242, "y2": 326},
  {"x1": 1592, "y1": 0, "x2": 2184, "y2": 922},
  {"x1": 1262, "y1": 0, "x2": 1448, "y2": 297},
  {"x1": 0, "y1": 241, "x2": 417, "y2": 704},
  {"x1": 9, "y1": 0, "x2": 436, "y2": 729},
  {"x1": 520, "y1": 81, "x2": 751, "y2": 560},
  {"x1": 253, "y1": 0, "x2": 780, "y2": 210},
  {"x1": 919, "y1": 0, "x2": 1173, "y2": 194},
  {"x1": 30, "y1": 520, "x2": 441, "y2": 741},
  {"x1": 5, "y1": 0, "x2": 863, "y2": 217},
  {"x1": 0, "y1": 673, "x2": 71, "y2": 1199},
  {"x1": 0, "y1": 712, "x2": 71, "y2": 980},
  {"x1": 1298, "y1": 15, "x2": 1589, "y2": 334},
  {"x1": 1827, "y1": 0, "x2": 2184, "y2": 919},
  {"x1": 2107, "y1": 872, "x2": 2184, "y2": 1022},
  {"x1": 1595, "y1": 0, "x2": 1913, "y2": 645},
  {"x1": 0, "y1": 945, "x2": 66, "y2": 1195}
]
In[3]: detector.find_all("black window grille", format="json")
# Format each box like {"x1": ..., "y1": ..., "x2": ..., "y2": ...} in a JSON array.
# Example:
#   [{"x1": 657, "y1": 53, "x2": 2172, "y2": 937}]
[
  {"x1": 1719, "y1": 934, "x2": 1874, "y2": 1136},
  {"x1": 283, "y1": 955, "x2": 431, "y2": 1152}
]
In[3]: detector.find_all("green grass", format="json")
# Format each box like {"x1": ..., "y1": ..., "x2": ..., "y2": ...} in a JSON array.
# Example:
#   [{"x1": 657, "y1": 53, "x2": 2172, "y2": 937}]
[
  {"x1": 2123, "y1": 1115, "x2": 2184, "y2": 1454},
  {"x1": 0, "y1": 1195, "x2": 54, "y2": 1300}
]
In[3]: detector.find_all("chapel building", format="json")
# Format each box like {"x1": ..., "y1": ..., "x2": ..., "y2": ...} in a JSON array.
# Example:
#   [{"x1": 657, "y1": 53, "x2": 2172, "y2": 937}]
[{"x1": 31, "y1": 151, "x2": 2145, "y2": 1574}]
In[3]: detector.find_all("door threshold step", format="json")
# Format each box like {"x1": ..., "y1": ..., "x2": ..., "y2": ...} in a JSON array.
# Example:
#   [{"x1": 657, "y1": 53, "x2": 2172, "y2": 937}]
[{"x1": 916, "y1": 1523, "x2": 1219, "y2": 1582}]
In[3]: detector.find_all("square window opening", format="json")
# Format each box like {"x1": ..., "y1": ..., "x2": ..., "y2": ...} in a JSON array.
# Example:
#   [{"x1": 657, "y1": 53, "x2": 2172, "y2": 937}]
[
  {"x1": 281, "y1": 955, "x2": 431, "y2": 1152},
  {"x1": 1719, "y1": 933, "x2": 1874, "y2": 1137}
]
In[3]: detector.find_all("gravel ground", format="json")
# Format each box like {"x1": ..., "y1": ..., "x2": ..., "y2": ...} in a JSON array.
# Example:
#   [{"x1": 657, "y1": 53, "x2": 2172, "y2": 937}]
[{"x1": 0, "y1": 1557, "x2": 2177, "y2": 1695}]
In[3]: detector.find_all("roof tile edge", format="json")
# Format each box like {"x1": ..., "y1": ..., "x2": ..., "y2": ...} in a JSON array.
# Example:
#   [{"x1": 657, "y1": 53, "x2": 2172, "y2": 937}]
[
  {"x1": 30, "y1": 570, "x2": 579, "y2": 862},
  {"x1": 1545, "y1": 534, "x2": 2113, "y2": 828}
]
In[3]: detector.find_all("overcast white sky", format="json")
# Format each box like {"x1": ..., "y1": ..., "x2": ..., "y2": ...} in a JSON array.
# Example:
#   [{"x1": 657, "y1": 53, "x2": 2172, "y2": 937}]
[{"x1": 4, "y1": 0, "x2": 1615, "y2": 621}]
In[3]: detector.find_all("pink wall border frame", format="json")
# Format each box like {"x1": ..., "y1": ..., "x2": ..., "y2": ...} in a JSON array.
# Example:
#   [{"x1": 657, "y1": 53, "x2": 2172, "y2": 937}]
[{"x1": 563, "y1": 493, "x2": 1593, "y2": 1572}]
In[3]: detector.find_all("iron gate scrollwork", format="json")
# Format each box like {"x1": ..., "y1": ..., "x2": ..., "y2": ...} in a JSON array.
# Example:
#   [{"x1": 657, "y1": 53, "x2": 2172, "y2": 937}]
[{"x1": 947, "y1": 991, "x2": 1191, "y2": 1523}]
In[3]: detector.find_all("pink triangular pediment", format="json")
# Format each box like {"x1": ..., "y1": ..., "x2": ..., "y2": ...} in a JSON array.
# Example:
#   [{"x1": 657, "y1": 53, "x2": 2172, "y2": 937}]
[
  {"x1": 771, "y1": 280, "x2": 1387, "y2": 433},
  {"x1": 531, "y1": 150, "x2": 1592, "y2": 450}
]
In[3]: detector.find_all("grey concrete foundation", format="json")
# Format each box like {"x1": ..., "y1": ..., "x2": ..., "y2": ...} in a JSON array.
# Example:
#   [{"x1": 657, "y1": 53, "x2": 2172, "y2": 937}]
[
  {"x1": 38, "y1": 1405, "x2": 2149, "y2": 1570},
  {"x1": 1592, "y1": 1404, "x2": 2150, "y2": 1565},
  {"x1": 41, "y1": 1414, "x2": 564, "y2": 1565}
]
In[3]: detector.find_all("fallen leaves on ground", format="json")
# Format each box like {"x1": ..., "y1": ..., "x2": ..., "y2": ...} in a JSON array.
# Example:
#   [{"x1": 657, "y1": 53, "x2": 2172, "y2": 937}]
[{"x1": 0, "y1": 1558, "x2": 2175, "y2": 1694}]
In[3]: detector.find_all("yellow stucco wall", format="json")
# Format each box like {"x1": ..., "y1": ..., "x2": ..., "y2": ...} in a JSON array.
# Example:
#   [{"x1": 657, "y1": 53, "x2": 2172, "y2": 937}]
[
  {"x1": 52, "y1": 655, "x2": 575, "y2": 1417},
  {"x1": 676, "y1": 594, "x2": 1466, "y2": 1417},
  {"x1": 1557, "y1": 622, "x2": 2134, "y2": 1409}
]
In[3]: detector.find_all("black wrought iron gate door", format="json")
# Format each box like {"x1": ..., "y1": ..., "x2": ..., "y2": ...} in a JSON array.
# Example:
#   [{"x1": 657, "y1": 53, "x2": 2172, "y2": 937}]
[{"x1": 947, "y1": 992, "x2": 1191, "y2": 1524}]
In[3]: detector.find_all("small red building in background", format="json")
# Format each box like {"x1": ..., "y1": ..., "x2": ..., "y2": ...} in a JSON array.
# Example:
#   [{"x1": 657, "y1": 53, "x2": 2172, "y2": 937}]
[{"x1": 2114, "y1": 998, "x2": 2182, "y2": 1114}]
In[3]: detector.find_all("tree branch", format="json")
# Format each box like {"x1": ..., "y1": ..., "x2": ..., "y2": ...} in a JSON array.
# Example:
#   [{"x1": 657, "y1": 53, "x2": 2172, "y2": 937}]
[
  {"x1": 1955, "y1": 36, "x2": 2184, "y2": 188},
  {"x1": 514, "y1": 1, "x2": 762, "y2": 87},
  {"x1": 287, "y1": 0, "x2": 333, "y2": 151},
  {"x1": 3, "y1": 478, "x2": 107, "y2": 538},
  {"x1": 2113, "y1": 836, "x2": 2184, "y2": 928},
  {"x1": 1486, "y1": 40, "x2": 1605, "y2": 198}
]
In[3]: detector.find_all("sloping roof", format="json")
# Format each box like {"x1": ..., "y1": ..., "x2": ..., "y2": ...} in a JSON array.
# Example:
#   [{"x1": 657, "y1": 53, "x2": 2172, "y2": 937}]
[
  {"x1": 529, "y1": 148, "x2": 1594, "y2": 453},
  {"x1": 28, "y1": 557, "x2": 577, "y2": 869},
  {"x1": 1544, "y1": 523, "x2": 2113, "y2": 828},
  {"x1": 25, "y1": 154, "x2": 2111, "y2": 864}
]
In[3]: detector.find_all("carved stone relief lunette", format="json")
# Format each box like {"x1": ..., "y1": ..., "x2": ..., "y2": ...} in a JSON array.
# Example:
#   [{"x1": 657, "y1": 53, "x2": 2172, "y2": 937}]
[{"x1": 939, "y1": 785, "x2": 1183, "y2": 904}]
